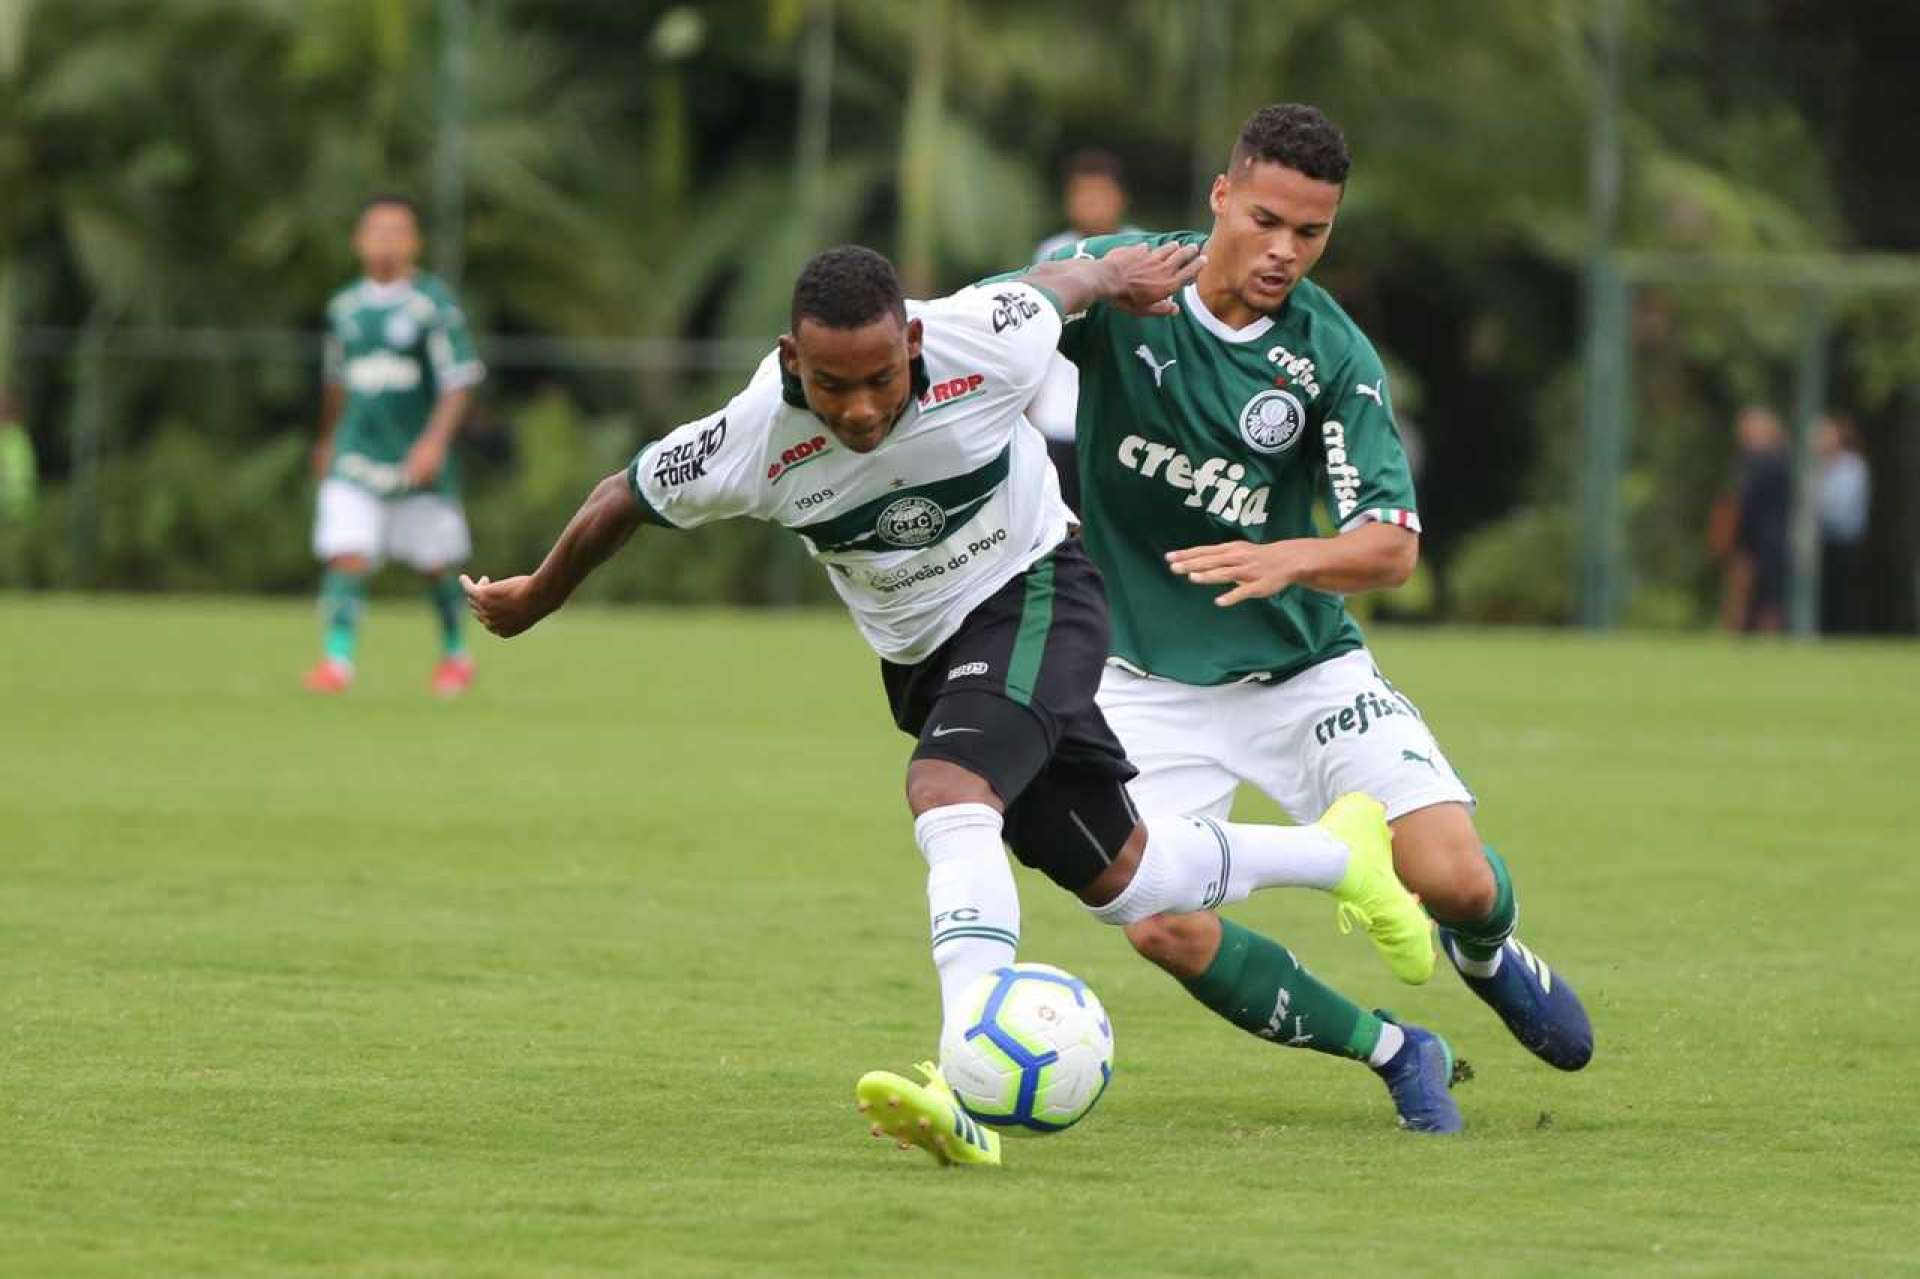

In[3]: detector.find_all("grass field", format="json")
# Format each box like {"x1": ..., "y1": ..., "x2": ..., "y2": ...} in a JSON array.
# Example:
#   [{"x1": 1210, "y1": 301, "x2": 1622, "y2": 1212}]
[{"x1": 4, "y1": 596, "x2": 1917, "y2": 1277}]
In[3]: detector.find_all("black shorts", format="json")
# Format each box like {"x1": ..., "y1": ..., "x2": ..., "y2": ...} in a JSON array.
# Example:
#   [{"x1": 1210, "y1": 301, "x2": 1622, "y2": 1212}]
[{"x1": 881, "y1": 537, "x2": 1138, "y2": 892}]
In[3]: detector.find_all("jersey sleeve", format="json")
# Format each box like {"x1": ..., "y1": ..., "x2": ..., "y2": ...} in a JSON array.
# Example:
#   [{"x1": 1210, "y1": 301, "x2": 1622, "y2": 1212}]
[
  {"x1": 322, "y1": 334, "x2": 344, "y2": 386},
  {"x1": 626, "y1": 379, "x2": 772, "y2": 530},
  {"x1": 426, "y1": 292, "x2": 485, "y2": 393},
  {"x1": 937, "y1": 280, "x2": 1066, "y2": 396},
  {"x1": 1032, "y1": 232, "x2": 1170, "y2": 363},
  {"x1": 1320, "y1": 344, "x2": 1421, "y2": 534},
  {"x1": 322, "y1": 295, "x2": 349, "y2": 385}
]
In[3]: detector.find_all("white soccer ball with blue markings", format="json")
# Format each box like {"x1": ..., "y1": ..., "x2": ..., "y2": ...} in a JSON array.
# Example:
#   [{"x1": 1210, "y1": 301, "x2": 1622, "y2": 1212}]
[{"x1": 939, "y1": 963, "x2": 1114, "y2": 1133}]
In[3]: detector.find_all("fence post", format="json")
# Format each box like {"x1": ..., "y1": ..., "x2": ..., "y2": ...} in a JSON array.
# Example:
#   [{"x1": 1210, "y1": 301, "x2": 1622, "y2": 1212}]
[
  {"x1": 1578, "y1": 0, "x2": 1627, "y2": 628},
  {"x1": 433, "y1": 0, "x2": 468, "y2": 289},
  {"x1": 1579, "y1": 262, "x2": 1631, "y2": 627}
]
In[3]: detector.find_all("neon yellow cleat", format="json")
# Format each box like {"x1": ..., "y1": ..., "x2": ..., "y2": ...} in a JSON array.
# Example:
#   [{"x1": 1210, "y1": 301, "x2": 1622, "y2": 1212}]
[
  {"x1": 855, "y1": 1061, "x2": 1003, "y2": 1168},
  {"x1": 1321, "y1": 793, "x2": 1436, "y2": 985}
]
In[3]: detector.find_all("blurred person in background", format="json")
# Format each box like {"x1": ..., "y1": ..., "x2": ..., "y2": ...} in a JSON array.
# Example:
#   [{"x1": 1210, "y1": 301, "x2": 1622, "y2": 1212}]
[
  {"x1": 1033, "y1": 149, "x2": 1138, "y2": 265},
  {"x1": 1712, "y1": 405, "x2": 1791, "y2": 634},
  {"x1": 305, "y1": 195, "x2": 486, "y2": 696},
  {"x1": 1032, "y1": 152, "x2": 1140, "y2": 517},
  {"x1": 0, "y1": 390, "x2": 36, "y2": 522},
  {"x1": 1817, "y1": 413, "x2": 1871, "y2": 634}
]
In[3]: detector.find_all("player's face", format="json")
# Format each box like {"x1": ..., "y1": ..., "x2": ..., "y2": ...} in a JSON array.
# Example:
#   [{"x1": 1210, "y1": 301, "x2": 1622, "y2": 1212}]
[
  {"x1": 1206, "y1": 160, "x2": 1341, "y2": 312},
  {"x1": 1065, "y1": 174, "x2": 1127, "y2": 238},
  {"x1": 353, "y1": 204, "x2": 421, "y2": 281},
  {"x1": 781, "y1": 315, "x2": 924, "y2": 454}
]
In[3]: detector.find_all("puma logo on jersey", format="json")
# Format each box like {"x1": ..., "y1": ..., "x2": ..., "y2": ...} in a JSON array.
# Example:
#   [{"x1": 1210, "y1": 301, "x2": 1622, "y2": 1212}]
[
  {"x1": 1134, "y1": 344, "x2": 1177, "y2": 387},
  {"x1": 1355, "y1": 379, "x2": 1385, "y2": 405}
]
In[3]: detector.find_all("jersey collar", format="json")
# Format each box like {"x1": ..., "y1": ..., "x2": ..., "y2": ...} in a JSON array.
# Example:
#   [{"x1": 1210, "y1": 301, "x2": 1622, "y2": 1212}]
[
  {"x1": 1180, "y1": 282, "x2": 1276, "y2": 344},
  {"x1": 357, "y1": 276, "x2": 417, "y2": 307},
  {"x1": 780, "y1": 352, "x2": 932, "y2": 412}
]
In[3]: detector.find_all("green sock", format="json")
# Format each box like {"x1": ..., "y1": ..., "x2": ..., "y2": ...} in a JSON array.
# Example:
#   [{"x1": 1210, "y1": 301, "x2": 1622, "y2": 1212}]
[
  {"x1": 319, "y1": 569, "x2": 368, "y2": 665},
  {"x1": 1435, "y1": 845, "x2": 1518, "y2": 962},
  {"x1": 426, "y1": 574, "x2": 466, "y2": 658},
  {"x1": 1181, "y1": 918, "x2": 1383, "y2": 1062}
]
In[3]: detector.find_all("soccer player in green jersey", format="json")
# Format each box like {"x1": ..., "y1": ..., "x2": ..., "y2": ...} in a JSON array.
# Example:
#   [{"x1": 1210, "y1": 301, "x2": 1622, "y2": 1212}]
[
  {"x1": 305, "y1": 194, "x2": 486, "y2": 696},
  {"x1": 1014, "y1": 104, "x2": 1595, "y2": 1106}
]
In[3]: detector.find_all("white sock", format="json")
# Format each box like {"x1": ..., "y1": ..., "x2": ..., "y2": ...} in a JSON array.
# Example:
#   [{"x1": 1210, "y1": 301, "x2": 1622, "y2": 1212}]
[
  {"x1": 1448, "y1": 935, "x2": 1505, "y2": 978},
  {"x1": 1367, "y1": 1022, "x2": 1407, "y2": 1068},
  {"x1": 916, "y1": 803, "x2": 1019, "y2": 1038},
  {"x1": 1087, "y1": 815, "x2": 1349, "y2": 925}
]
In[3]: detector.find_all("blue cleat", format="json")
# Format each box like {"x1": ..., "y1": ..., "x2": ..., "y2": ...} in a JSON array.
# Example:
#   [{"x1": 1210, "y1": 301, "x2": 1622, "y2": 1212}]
[
  {"x1": 1371, "y1": 1014, "x2": 1465, "y2": 1134},
  {"x1": 1438, "y1": 933, "x2": 1594, "y2": 1071}
]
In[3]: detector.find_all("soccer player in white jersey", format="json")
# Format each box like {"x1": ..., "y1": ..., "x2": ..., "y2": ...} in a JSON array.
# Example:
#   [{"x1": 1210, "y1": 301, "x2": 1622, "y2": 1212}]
[
  {"x1": 463, "y1": 244, "x2": 1455, "y2": 1165},
  {"x1": 1009, "y1": 104, "x2": 1594, "y2": 1106}
]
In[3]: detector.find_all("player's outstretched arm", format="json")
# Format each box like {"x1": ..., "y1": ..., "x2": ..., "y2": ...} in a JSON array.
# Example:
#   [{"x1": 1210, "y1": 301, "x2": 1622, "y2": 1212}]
[
  {"x1": 1023, "y1": 242, "x2": 1206, "y2": 318},
  {"x1": 1168, "y1": 523, "x2": 1419, "y2": 607},
  {"x1": 461, "y1": 469, "x2": 641, "y2": 637}
]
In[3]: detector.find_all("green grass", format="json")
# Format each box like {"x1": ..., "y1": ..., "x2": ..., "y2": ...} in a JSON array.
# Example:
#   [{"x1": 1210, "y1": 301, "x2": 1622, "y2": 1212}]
[{"x1": 4, "y1": 596, "x2": 1917, "y2": 1277}]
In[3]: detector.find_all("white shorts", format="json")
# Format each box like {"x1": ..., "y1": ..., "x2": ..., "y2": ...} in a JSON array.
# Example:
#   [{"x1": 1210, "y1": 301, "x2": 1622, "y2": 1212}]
[
  {"x1": 1098, "y1": 649, "x2": 1475, "y2": 824},
  {"x1": 312, "y1": 477, "x2": 471, "y2": 571}
]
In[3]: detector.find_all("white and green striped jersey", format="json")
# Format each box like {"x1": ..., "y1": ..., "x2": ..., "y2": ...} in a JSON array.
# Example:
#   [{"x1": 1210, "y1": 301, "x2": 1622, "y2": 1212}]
[
  {"x1": 627, "y1": 282, "x2": 1072, "y2": 663},
  {"x1": 322, "y1": 272, "x2": 483, "y2": 496}
]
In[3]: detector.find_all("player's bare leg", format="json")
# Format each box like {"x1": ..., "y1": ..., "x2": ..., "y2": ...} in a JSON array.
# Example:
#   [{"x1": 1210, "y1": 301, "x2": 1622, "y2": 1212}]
[{"x1": 1392, "y1": 802, "x2": 1594, "y2": 1070}]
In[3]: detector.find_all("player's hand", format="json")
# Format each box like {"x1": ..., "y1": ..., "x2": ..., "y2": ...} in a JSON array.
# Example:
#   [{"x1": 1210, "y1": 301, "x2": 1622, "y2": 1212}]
[
  {"x1": 403, "y1": 436, "x2": 448, "y2": 488},
  {"x1": 459, "y1": 573, "x2": 552, "y2": 638},
  {"x1": 1103, "y1": 242, "x2": 1207, "y2": 317},
  {"x1": 310, "y1": 439, "x2": 334, "y2": 480},
  {"x1": 1166, "y1": 540, "x2": 1303, "y2": 607}
]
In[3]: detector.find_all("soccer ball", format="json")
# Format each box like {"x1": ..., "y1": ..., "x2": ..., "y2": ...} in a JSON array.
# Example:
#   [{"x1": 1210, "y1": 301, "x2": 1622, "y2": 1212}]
[{"x1": 939, "y1": 963, "x2": 1114, "y2": 1133}]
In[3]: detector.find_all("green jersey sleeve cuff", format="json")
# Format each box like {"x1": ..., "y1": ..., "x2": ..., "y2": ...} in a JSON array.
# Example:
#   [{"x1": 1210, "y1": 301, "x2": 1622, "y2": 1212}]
[
  {"x1": 1025, "y1": 281, "x2": 1066, "y2": 318},
  {"x1": 626, "y1": 456, "x2": 678, "y2": 529},
  {"x1": 1340, "y1": 507, "x2": 1422, "y2": 534}
]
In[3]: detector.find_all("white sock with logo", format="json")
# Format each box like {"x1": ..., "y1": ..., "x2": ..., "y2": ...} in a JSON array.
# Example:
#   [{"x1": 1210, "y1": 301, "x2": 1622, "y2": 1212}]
[
  {"x1": 1087, "y1": 815, "x2": 1349, "y2": 925},
  {"x1": 1368, "y1": 1023, "x2": 1407, "y2": 1068},
  {"x1": 916, "y1": 803, "x2": 1020, "y2": 1039}
]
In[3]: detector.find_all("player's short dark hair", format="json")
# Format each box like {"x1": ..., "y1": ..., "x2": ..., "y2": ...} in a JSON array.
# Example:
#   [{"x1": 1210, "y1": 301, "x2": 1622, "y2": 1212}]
[
  {"x1": 358, "y1": 192, "x2": 420, "y2": 223},
  {"x1": 1230, "y1": 104, "x2": 1351, "y2": 185},
  {"x1": 790, "y1": 245, "x2": 907, "y2": 333},
  {"x1": 1062, "y1": 149, "x2": 1125, "y2": 186}
]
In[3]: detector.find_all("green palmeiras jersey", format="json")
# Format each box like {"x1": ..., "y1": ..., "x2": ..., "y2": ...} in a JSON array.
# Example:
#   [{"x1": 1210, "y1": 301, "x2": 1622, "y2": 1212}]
[
  {"x1": 627, "y1": 281, "x2": 1073, "y2": 664},
  {"x1": 322, "y1": 273, "x2": 484, "y2": 497},
  {"x1": 1038, "y1": 230, "x2": 1420, "y2": 686}
]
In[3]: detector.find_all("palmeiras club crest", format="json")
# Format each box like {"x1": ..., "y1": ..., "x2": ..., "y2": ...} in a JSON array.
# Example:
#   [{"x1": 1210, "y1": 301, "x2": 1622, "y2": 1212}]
[{"x1": 1238, "y1": 388, "x2": 1306, "y2": 454}]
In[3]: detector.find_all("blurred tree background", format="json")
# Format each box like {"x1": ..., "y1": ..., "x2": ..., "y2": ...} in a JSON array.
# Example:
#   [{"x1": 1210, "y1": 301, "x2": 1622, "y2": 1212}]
[{"x1": 1, "y1": 0, "x2": 1915, "y2": 628}]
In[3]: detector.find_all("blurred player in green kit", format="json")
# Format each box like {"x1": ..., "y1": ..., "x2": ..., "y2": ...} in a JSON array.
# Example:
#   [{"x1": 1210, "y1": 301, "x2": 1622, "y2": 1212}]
[{"x1": 305, "y1": 195, "x2": 486, "y2": 696}]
